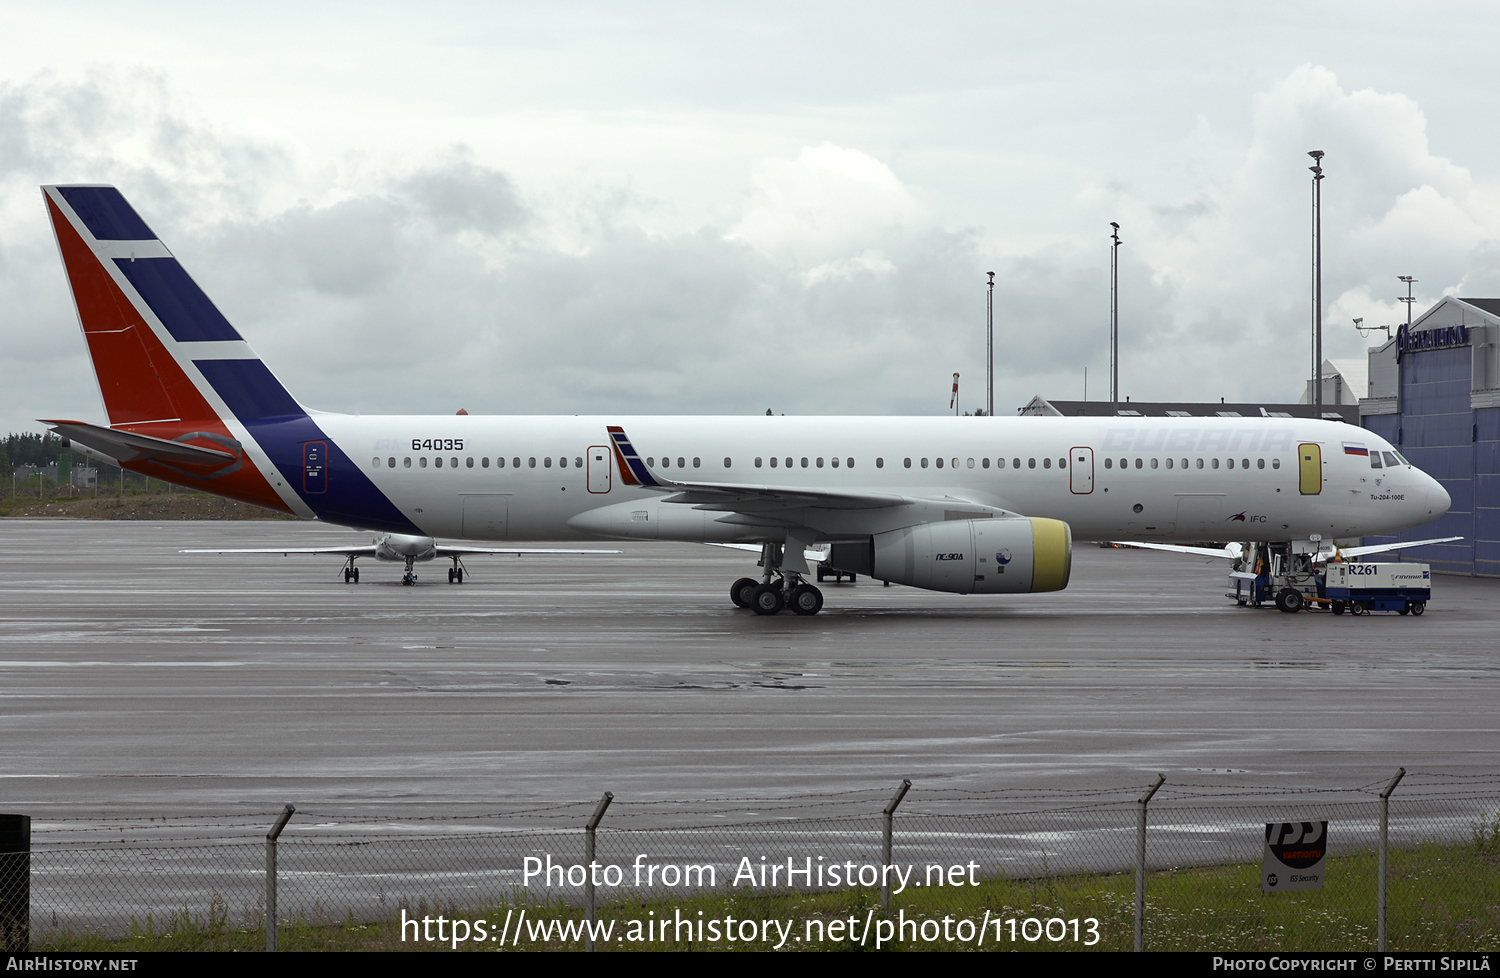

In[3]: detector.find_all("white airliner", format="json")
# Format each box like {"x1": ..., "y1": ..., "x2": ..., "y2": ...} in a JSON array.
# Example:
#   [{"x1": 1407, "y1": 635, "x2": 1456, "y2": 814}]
[{"x1": 38, "y1": 184, "x2": 1453, "y2": 614}]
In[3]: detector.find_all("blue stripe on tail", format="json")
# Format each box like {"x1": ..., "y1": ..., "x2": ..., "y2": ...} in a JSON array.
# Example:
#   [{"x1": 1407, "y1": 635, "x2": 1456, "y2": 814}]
[{"x1": 195, "y1": 359, "x2": 421, "y2": 533}]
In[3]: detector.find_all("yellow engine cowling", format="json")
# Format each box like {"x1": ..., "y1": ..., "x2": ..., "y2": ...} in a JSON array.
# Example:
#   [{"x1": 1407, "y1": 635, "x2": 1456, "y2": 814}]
[{"x1": 870, "y1": 517, "x2": 1072, "y2": 594}]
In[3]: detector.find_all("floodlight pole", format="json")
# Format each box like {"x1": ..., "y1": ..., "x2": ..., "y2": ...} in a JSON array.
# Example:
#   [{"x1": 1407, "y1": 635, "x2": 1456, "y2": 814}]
[
  {"x1": 1398, "y1": 275, "x2": 1417, "y2": 328},
  {"x1": 986, "y1": 271, "x2": 995, "y2": 418},
  {"x1": 1109, "y1": 223, "x2": 1121, "y2": 417},
  {"x1": 1309, "y1": 151, "x2": 1325, "y2": 413}
]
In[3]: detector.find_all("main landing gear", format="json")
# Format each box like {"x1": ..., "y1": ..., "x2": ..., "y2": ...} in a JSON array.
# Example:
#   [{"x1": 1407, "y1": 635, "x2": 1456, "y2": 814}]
[
  {"x1": 446, "y1": 555, "x2": 466, "y2": 584},
  {"x1": 728, "y1": 543, "x2": 824, "y2": 616},
  {"x1": 342, "y1": 556, "x2": 360, "y2": 584}
]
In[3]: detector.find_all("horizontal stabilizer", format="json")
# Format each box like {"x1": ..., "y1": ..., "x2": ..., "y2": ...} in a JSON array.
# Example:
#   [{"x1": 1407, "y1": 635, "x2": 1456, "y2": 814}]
[{"x1": 41, "y1": 419, "x2": 237, "y2": 466}]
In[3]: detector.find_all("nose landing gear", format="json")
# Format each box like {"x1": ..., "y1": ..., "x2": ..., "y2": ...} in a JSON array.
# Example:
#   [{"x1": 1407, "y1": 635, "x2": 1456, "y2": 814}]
[{"x1": 402, "y1": 555, "x2": 418, "y2": 586}]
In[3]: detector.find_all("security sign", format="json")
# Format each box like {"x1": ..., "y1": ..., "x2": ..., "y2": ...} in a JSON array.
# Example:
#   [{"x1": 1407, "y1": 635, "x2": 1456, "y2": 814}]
[{"x1": 1262, "y1": 821, "x2": 1327, "y2": 892}]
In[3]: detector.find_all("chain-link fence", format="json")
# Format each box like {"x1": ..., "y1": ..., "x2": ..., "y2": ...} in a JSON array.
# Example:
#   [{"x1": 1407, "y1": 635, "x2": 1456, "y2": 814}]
[{"x1": 4, "y1": 772, "x2": 1497, "y2": 952}]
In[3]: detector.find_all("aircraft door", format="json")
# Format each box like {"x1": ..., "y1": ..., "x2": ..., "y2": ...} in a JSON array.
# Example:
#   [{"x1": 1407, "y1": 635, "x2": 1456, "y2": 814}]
[
  {"x1": 303, "y1": 441, "x2": 327, "y2": 494},
  {"x1": 1070, "y1": 447, "x2": 1094, "y2": 494},
  {"x1": 1298, "y1": 443, "x2": 1322, "y2": 495},
  {"x1": 587, "y1": 445, "x2": 611, "y2": 493}
]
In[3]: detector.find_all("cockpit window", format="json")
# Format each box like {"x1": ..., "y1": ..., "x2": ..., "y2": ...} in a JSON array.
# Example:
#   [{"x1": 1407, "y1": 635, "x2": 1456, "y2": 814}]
[
  {"x1": 1370, "y1": 452, "x2": 1383, "y2": 469},
  {"x1": 1383, "y1": 451, "x2": 1402, "y2": 467}
]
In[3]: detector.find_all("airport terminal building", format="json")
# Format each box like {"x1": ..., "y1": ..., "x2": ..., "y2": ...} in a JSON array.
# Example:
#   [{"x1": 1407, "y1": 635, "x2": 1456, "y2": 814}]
[{"x1": 1358, "y1": 297, "x2": 1500, "y2": 577}]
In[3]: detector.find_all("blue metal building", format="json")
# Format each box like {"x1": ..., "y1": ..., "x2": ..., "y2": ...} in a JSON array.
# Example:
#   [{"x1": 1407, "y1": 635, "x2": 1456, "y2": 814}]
[{"x1": 1360, "y1": 297, "x2": 1500, "y2": 576}]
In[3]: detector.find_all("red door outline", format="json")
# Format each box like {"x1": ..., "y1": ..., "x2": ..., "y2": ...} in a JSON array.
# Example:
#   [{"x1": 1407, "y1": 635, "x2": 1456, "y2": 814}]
[{"x1": 587, "y1": 445, "x2": 612, "y2": 493}]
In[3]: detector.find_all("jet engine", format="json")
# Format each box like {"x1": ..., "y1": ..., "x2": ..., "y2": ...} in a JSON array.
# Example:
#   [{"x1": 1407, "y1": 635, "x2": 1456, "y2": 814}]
[{"x1": 844, "y1": 517, "x2": 1072, "y2": 594}]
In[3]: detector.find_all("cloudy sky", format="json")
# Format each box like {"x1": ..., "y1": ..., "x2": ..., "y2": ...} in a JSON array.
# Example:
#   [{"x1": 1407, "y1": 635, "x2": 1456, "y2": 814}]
[{"x1": 3, "y1": 2, "x2": 1499, "y2": 434}]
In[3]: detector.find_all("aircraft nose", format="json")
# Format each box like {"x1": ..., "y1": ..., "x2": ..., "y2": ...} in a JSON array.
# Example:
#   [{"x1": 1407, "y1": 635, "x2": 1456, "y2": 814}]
[{"x1": 1426, "y1": 479, "x2": 1451, "y2": 518}]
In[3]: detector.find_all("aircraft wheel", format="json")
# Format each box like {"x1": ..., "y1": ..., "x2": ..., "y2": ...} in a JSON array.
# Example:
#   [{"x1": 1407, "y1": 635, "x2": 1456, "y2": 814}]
[
  {"x1": 1411, "y1": 601, "x2": 1426, "y2": 616},
  {"x1": 750, "y1": 583, "x2": 784, "y2": 616},
  {"x1": 456, "y1": 569, "x2": 463, "y2": 584},
  {"x1": 1398, "y1": 603, "x2": 1410, "y2": 616},
  {"x1": 788, "y1": 584, "x2": 824, "y2": 616},
  {"x1": 1331, "y1": 601, "x2": 1344, "y2": 615},
  {"x1": 730, "y1": 577, "x2": 759, "y2": 609},
  {"x1": 352, "y1": 567, "x2": 359, "y2": 583},
  {"x1": 344, "y1": 568, "x2": 352, "y2": 584},
  {"x1": 1275, "y1": 588, "x2": 1303, "y2": 614}
]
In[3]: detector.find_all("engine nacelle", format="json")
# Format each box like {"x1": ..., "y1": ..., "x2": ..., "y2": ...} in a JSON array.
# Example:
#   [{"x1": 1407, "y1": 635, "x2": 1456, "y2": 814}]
[{"x1": 870, "y1": 518, "x2": 1072, "y2": 594}]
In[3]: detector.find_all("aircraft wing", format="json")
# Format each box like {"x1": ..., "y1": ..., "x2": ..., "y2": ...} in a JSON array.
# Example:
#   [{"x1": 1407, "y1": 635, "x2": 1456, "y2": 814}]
[
  {"x1": 1334, "y1": 536, "x2": 1463, "y2": 559},
  {"x1": 42, "y1": 419, "x2": 237, "y2": 466},
  {"x1": 182, "y1": 546, "x2": 381, "y2": 557},
  {"x1": 434, "y1": 545, "x2": 622, "y2": 556},
  {"x1": 706, "y1": 542, "x2": 827, "y2": 562},
  {"x1": 181, "y1": 545, "x2": 621, "y2": 557},
  {"x1": 1110, "y1": 541, "x2": 1244, "y2": 559}
]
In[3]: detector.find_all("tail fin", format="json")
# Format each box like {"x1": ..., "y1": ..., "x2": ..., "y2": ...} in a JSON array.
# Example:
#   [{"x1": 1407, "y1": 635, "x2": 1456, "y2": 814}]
[
  {"x1": 43, "y1": 185, "x2": 421, "y2": 532},
  {"x1": 43, "y1": 184, "x2": 304, "y2": 511}
]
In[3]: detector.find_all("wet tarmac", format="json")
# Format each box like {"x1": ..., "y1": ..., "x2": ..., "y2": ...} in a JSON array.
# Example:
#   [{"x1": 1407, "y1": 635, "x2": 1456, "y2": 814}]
[{"x1": 2, "y1": 520, "x2": 1497, "y2": 816}]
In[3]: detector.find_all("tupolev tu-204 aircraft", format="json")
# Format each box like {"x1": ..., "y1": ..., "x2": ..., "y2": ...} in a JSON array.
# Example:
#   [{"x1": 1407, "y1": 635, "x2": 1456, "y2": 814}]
[{"x1": 38, "y1": 184, "x2": 1453, "y2": 614}]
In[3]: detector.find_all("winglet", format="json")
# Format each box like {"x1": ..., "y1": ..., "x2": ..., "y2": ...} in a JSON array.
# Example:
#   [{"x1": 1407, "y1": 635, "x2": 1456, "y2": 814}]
[{"x1": 606, "y1": 425, "x2": 665, "y2": 488}]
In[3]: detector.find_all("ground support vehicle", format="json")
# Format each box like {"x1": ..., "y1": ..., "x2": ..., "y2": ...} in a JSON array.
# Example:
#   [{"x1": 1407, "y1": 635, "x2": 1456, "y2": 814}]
[
  {"x1": 1323, "y1": 561, "x2": 1431, "y2": 616},
  {"x1": 1229, "y1": 541, "x2": 1324, "y2": 613}
]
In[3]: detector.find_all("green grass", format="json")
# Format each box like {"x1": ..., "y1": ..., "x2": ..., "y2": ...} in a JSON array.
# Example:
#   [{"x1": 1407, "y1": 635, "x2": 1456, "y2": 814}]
[{"x1": 29, "y1": 838, "x2": 1500, "y2": 952}]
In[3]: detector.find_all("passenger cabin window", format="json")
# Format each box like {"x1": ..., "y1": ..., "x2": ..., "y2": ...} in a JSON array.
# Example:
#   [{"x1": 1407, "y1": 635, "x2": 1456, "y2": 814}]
[
  {"x1": 482, "y1": 457, "x2": 490, "y2": 468},
  {"x1": 920, "y1": 458, "x2": 928, "y2": 468},
  {"x1": 544, "y1": 457, "x2": 552, "y2": 468},
  {"x1": 678, "y1": 457, "x2": 685, "y2": 468},
  {"x1": 982, "y1": 458, "x2": 990, "y2": 469},
  {"x1": 847, "y1": 458, "x2": 855, "y2": 468},
  {"x1": 1043, "y1": 457, "x2": 1051, "y2": 469},
  {"x1": 755, "y1": 457, "x2": 763, "y2": 468},
  {"x1": 435, "y1": 457, "x2": 443, "y2": 468},
  {"x1": 770, "y1": 457, "x2": 777, "y2": 467},
  {"x1": 512, "y1": 458, "x2": 520, "y2": 468},
  {"x1": 1105, "y1": 458, "x2": 1113, "y2": 469},
  {"x1": 936, "y1": 458, "x2": 943, "y2": 468},
  {"x1": 420, "y1": 457, "x2": 428, "y2": 468},
  {"x1": 1150, "y1": 458, "x2": 1158, "y2": 469},
  {"x1": 371, "y1": 457, "x2": 379, "y2": 469},
  {"x1": 1272, "y1": 458, "x2": 1281, "y2": 469},
  {"x1": 784, "y1": 458, "x2": 792, "y2": 468},
  {"x1": 576, "y1": 457, "x2": 583, "y2": 468},
  {"x1": 1060, "y1": 458, "x2": 1067, "y2": 469},
  {"x1": 724, "y1": 457, "x2": 732, "y2": 468},
  {"x1": 451, "y1": 456, "x2": 458, "y2": 468},
  {"x1": 1195, "y1": 459, "x2": 1204, "y2": 469},
  {"x1": 1212, "y1": 458, "x2": 1219, "y2": 469},
  {"x1": 466, "y1": 457, "x2": 474, "y2": 468},
  {"x1": 1134, "y1": 458, "x2": 1142, "y2": 469},
  {"x1": 877, "y1": 458, "x2": 885, "y2": 468},
  {"x1": 528, "y1": 457, "x2": 536, "y2": 468},
  {"x1": 1012, "y1": 458, "x2": 1021, "y2": 469},
  {"x1": 830, "y1": 457, "x2": 838, "y2": 468},
  {"x1": 388, "y1": 457, "x2": 396, "y2": 468},
  {"x1": 904, "y1": 458, "x2": 911, "y2": 468},
  {"x1": 1257, "y1": 458, "x2": 1264, "y2": 469},
  {"x1": 1028, "y1": 458, "x2": 1036, "y2": 469},
  {"x1": 693, "y1": 457, "x2": 700, "y2": 468},
  {"x1": 1166, "y1": 458, "x2": 1173, "y2": 469}
]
